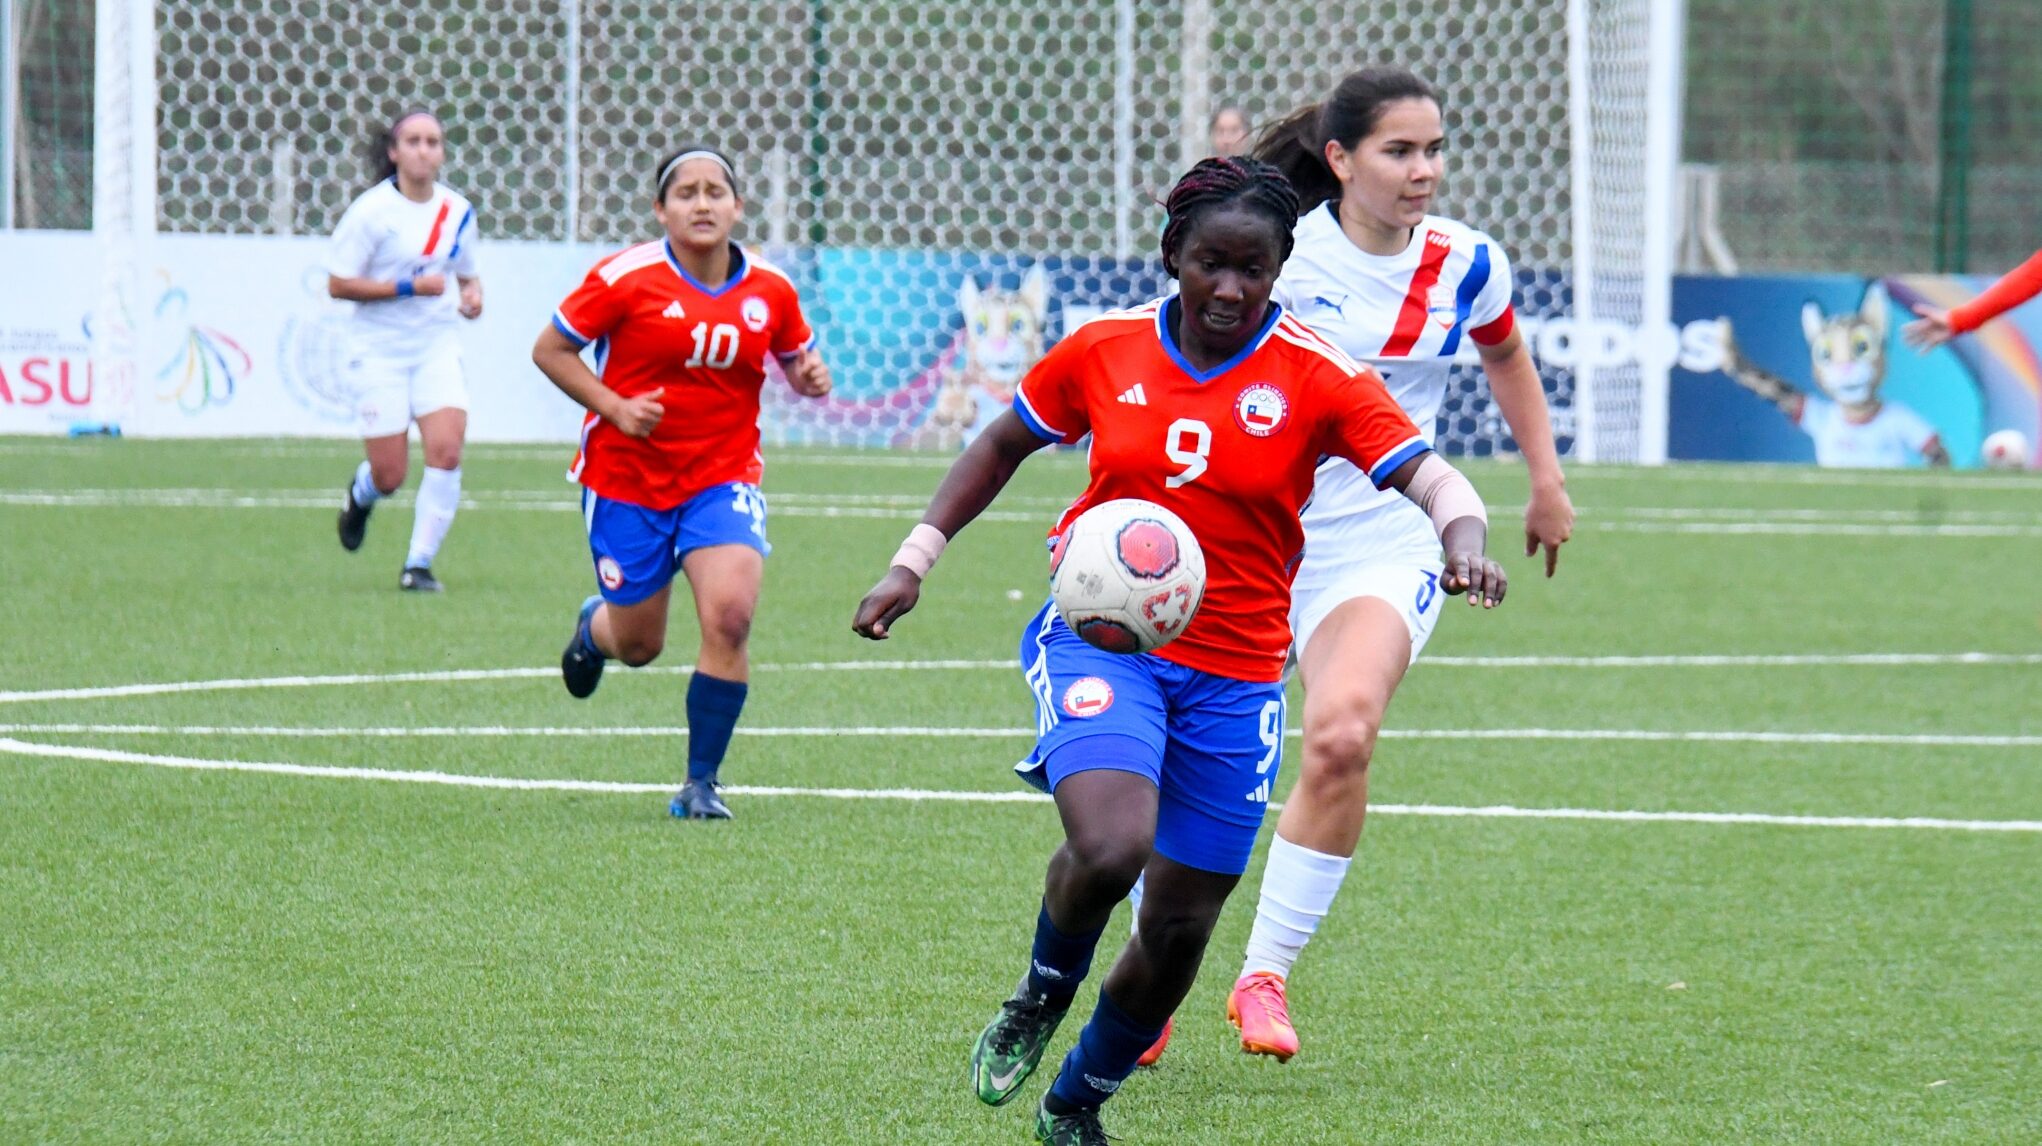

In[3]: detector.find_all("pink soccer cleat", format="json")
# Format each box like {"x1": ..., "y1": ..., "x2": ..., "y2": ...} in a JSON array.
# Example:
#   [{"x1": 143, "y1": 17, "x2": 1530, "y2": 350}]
[
  {"x1": 1136, "y1": 1015, "x2": 1173, "y2": 1067},
  {"x1": 1226, "y1": 971, "x2": 1300, "y2": 1062}
]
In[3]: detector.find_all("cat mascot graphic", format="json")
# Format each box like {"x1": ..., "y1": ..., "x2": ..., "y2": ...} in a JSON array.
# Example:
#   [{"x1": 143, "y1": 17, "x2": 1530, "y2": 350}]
[
  {"x1": 1718, "y1": 283, "x2": 1949, "y2": 467},
  {"x1": 914, "y1": 266, "x2": 1049, "y2": 449}
]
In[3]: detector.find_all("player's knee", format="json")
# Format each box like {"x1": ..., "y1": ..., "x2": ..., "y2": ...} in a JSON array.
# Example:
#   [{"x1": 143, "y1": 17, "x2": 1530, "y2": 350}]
[
  {"x1": 1302, "y1": 703, "x2": 1383, "y2": 784},
  {"x1": 370, "y1": 461, "x2": 407, "y2": 495},
  {"x1": 613, "y1": 630, "x2": 665, "y2": 666},
  {"x1": 423, "y1": 441, "x2": 463, "y2": 470},
  {"x1": 1137, "y1": 903, "x2": 1222, "y2": 966},
  {"x1": 702, "y1": 598, "x2": 754, "y2": 652},
  {"x1": 1064, "y1": 831, "x2": 1151, "y2": 898}
]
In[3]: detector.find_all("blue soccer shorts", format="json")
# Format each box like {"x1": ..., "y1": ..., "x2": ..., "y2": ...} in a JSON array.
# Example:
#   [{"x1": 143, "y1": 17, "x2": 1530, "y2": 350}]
[
  {"x1": 581, "y1": 482, "x2": 770, "y2": 606},
  {"x1": 1013, "y1": 602, "x2": 1286, "y2": 876}
]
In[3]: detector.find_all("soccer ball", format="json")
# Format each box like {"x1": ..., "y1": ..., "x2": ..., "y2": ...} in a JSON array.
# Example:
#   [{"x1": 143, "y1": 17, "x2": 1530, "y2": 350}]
[
  {"x1": 1980, "y1": 429, "x2": 2031, "y2": 470},
  {"x1": 1049, "y1": 499, "x2": 1206, "y2": 654}
]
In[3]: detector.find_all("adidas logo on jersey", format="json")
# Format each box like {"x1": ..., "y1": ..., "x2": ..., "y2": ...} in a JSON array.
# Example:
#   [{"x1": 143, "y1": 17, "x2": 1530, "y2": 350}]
[
  {"x1": 662, "y1": 300, "x2": 687, "y2": 319},
  {"x1": 1116, "y1": 383, "x2": 1148, "y2": 406}
]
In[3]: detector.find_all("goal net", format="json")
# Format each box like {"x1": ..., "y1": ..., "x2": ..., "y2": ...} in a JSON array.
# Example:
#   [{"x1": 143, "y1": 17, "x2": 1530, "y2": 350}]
[{"x1": 106, "y1": 0, "x2": 1663, "y2": 457}]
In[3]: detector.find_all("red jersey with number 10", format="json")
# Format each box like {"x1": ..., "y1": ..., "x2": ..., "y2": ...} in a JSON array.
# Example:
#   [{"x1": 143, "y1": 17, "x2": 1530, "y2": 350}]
[
  {"x1": 552, "y1": 239, "x2": 814, "y2": 510},
  {"x1": 1015, "y1": 298, "x2": 1428, "y2": 682}
]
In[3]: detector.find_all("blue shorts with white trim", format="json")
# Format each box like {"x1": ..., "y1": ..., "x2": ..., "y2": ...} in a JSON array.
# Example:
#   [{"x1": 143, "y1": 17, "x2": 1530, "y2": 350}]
[
  {"x1": 582, "y1": 482, "x2": 770, "y2": 606},
  {"x1": 1013, "y1": 602, "x2": 1285, "y2": 875}
]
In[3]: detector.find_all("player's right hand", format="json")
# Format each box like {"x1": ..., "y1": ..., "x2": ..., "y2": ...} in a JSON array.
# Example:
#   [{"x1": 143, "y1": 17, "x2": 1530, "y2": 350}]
[
  {"x1": 1902, "y1": 304, "x2": 1955, "y2": 350},
  {"x1": 607, "y1": 387, "x2": 665, "y2": 437},
  {"x1": 852, "y1": 567, "x2": 922, "y2": 640},
  {"x1": 411, "y1": 273, "x2": 448, "y2": 297}
]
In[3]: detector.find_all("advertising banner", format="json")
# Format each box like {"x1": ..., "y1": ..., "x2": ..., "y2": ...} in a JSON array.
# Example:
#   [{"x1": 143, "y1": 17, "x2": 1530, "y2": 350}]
[{"x1": 1671, "y1": 274, "x2": 2041, "y2": 468}]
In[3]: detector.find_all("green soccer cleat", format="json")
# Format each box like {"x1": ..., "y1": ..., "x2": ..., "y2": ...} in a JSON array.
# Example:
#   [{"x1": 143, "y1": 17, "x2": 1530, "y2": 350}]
[
  {"x1": 1034, "y1": 1089, "x2": 1110, "y2": 1145},
  {"x1": 970, "y1": 983, "x2": 1069, "y2": 1107}
]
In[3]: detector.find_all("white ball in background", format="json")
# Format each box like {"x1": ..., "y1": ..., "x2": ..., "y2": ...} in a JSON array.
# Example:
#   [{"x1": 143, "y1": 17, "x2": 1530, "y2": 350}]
[{"x1": 1980, "y1": 429, "x2": 2031, "y2": 471}]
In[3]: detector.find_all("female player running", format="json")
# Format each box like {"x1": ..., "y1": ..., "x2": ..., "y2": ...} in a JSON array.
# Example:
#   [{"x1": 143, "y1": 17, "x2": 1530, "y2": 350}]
[
  {"x1": 1140, "y1": 66, "x2": 1576, "y2": 1066},
  {"x1": 330, "y1": 108, "x2": 483, "y2": 592},
  {"x1": 534, "y1": 143, "x2": 832, "y2": 821},
  {"x1": 852, "y1": 156, "x2": 1506, "y2": 1144}
]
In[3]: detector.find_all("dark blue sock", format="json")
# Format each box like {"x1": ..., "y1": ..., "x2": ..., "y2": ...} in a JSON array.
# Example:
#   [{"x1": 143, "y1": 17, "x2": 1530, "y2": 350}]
[
  {"x1": 1048, "y1": 989, "x2": 1164, "y2": 1112},
  {"x1": 1025, "y1": 901, "x2": 1103, "y2": 1005},
  {"x1": 686, "y1": 672, "x2": 748, "y2": 781}
]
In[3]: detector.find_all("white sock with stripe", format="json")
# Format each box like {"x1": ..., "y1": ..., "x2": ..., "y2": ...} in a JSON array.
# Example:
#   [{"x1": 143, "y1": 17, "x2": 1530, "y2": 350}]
[
  {"x1": 1241, "y1": 833, "x2": 1353, "y2": 980},
  {"x1": 405, "y1": 466, "x2": 461, "y2": 569}
]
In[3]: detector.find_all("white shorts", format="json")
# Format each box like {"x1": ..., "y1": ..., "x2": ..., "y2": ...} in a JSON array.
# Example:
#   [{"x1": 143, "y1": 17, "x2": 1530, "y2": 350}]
[
  {"x1": 350, "y1": 334, "x2": 468, "y2": 439},
  {"x1": 1289, "y1": 557, "x2": 1447, "y2": 667}
]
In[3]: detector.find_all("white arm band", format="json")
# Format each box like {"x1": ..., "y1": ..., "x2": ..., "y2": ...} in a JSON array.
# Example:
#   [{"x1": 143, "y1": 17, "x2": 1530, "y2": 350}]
[
  {"x1": 1404, "y1": 452, "x2": 1488, "y2": 537},
  {"x1": 889, "y1": 523, "x2": 949, "y2": 578}
]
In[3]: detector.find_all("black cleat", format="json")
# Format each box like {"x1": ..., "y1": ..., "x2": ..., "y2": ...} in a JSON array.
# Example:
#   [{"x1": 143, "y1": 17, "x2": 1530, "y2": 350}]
[
  {"x1": 670, "y1": 777, "x2": 733, "y2": 820},
  {"x1": 1034, "y1": 1089, "x2": 1111, "y2": 1145},
  {"x1": 398, "y1": 566, "x2": 443, "y2": 592},
  {"x1": 561, "y1": 595, "x2": 606, "y2": 698},
  {"x1": 338, "y1": 483, "x2": 373, "y2": 551}
]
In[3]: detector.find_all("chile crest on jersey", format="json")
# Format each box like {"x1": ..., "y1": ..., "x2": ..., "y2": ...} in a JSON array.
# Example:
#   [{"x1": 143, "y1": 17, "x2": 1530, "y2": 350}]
[{"x1": 1233, "y1": 382, "x2": 1289, "y2": 438}]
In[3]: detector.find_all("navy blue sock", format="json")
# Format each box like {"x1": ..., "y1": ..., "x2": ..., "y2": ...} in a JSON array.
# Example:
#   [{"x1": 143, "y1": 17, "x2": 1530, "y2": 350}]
[
  {"x1": 1025, "y1": 901, "x2": 1103, "y2": 1005},
  {"x1": 1047, "y1": 989, "x2": 1164, "y2": 1112},
  {"x1": 685, "y1": 672, "x2": 748, "y2": 782}
]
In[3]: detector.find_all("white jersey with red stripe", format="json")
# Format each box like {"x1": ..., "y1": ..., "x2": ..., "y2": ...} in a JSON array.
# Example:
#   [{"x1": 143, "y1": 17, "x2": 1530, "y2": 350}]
[
  {"x1": 1274, "y1": 205, "x2": 1518, "y2": 574},
  {"x1": 325, "y1": 179, "x2": 480, "y2": 358}
]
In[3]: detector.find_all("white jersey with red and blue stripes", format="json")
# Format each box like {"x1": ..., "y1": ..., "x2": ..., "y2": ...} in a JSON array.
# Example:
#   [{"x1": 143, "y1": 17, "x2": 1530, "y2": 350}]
[
  {"x1": 325, "y1": 179, "x2": 479, "y2": 358},
  {"x1": 1275, "y1": 205, "x2": 1518, "y2": 573}
]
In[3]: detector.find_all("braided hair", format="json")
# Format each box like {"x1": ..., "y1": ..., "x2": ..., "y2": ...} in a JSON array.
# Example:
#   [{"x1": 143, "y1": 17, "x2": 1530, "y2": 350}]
[{"x1": 1159, "y1": 156, "x2": 1301, "y2": 277}]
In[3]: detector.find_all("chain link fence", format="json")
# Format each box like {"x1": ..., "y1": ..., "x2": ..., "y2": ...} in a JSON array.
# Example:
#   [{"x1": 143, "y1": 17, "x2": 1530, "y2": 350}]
[
  {"x1": 1683, "y1": 0, "x2": 2042, "y2": 276},
  {"x1": 7, "y1": 0, "x2": 1649, "y2": 453}
]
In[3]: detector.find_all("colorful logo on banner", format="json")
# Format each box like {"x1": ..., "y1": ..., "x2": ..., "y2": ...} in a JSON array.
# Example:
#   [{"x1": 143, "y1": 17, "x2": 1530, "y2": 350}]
[{"x1": 152, "y1": 280, "x2": 251, "y2": 414}]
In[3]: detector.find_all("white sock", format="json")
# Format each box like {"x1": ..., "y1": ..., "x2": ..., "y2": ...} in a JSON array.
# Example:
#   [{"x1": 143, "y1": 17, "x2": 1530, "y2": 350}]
[
  {"x1": 1126, "y1": 873, "x2": 1145, "y2": 936},
  {"x1": 1241, "y1": 833, "x2": 1353, "y2": 981},
  {"x1": 405, "y1": 465, "x2": 461, "y2": 569},
  {"x1": 350, "y1": 460, "x2": 384, "y2": 505}
]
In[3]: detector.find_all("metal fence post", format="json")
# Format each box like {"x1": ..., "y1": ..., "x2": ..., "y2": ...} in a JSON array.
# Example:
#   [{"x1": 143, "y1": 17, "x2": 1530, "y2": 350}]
[{"x1": 1933, "y1": 0, "x2": 1973, "y2": 274}]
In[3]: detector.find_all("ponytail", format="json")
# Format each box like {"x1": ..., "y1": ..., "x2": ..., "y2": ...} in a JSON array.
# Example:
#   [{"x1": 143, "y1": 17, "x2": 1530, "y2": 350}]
[{"x1": 1249, "y1": 67, "x2": 1441, "y2": 214}]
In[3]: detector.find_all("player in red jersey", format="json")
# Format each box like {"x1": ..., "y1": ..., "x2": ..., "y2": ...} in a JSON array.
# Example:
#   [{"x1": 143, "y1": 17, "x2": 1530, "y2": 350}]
[
  {"x1": 533, "y1": 143, "x2": 832, "y2": 821},
  {"x1": 852, "y1": 157, "x2": 1505, "y2": 1143}
]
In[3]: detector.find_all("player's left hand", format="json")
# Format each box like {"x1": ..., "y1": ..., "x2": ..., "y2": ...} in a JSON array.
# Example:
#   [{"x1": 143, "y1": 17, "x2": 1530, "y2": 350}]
[
  {"x1": 852, "y1": 567, "x2": 921, "y2": 639},
  {"x1": 787, "y1": 349, "x2": 832, "y2": 398},
  {"x1": 458, "y1": 280, "x2": 484, "y2": 319},
  {"x1": 1442, "y1": 550, "x2": 1507, "y2": 609},
  {"x1": 1524, "y1": 482, "x2": 1574, "y2": 577}
]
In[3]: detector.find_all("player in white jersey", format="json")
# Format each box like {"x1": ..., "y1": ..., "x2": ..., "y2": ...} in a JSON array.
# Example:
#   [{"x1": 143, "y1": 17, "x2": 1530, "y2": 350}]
[
  {"x1": 1134, "y1": 67, "x2": 1576, "y2": 1066},
  {"x1": 328, "y1": 108, "x2": 483, "y2": 592}
]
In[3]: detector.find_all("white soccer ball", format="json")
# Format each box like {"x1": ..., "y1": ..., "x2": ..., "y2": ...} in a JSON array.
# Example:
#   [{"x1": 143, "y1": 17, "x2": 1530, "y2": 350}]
[
  {"x1": 1981, "y1": 429, "x2": 2031, "y2": 470},
  {"x1": 1049, "y1": 498, "x2": 1206, "y2": 654}
]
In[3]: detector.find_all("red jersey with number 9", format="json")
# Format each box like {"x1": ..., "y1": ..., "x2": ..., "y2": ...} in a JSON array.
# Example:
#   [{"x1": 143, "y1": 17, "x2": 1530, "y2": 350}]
[
  {"x1": 1015, "y1": 297, "x2": 1428, "y2": 682},
  {"x1": 552, "y1": 239, "x2": 814, "y2": 510}
]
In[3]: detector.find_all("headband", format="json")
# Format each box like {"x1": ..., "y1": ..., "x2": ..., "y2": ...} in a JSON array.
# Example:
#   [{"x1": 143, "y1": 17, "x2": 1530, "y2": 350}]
[{"x1": 658, "y1": 150, "x2": 736, "y2": 193}]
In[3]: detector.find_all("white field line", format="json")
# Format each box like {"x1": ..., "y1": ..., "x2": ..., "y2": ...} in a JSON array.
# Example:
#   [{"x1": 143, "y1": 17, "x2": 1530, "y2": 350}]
[
  {"x1": 3, "y1": 723, "x2": 2037, "y2": 748},
  {"x1": 4, "y1": 652, "x2": 2034, "y2": 706},
  {"x1": 6, "y1": 487, "x2": 2041, "y2": 536},
  {"x1": 1419, "y1": 652, "x2": 2042, "y2": 667},
  {"x1": 1567, "y1": 465, "x2": 2042, "y2": 492},
  {"x1": 0, "y1": 660, "x2": 1012, "y2": 704},
  {"x1": 4, "y1": 737, "x2": 2038, "y2": 833}
]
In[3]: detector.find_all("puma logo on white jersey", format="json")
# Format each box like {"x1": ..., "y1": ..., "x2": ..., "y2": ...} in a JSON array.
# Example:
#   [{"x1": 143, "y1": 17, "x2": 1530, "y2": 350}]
[
  {"x1": 1116, "y1": 383, "x2": 1147, "y2": 406},
  {"x1": 662, "y1": 301, "x2": 686, "y2": 319}
]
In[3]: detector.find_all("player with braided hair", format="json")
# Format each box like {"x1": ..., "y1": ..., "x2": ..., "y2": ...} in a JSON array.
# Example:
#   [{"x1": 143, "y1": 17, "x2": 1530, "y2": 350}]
[{"x1": 853, "y1": 156, "x2": 1506, "y2": 1143}]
